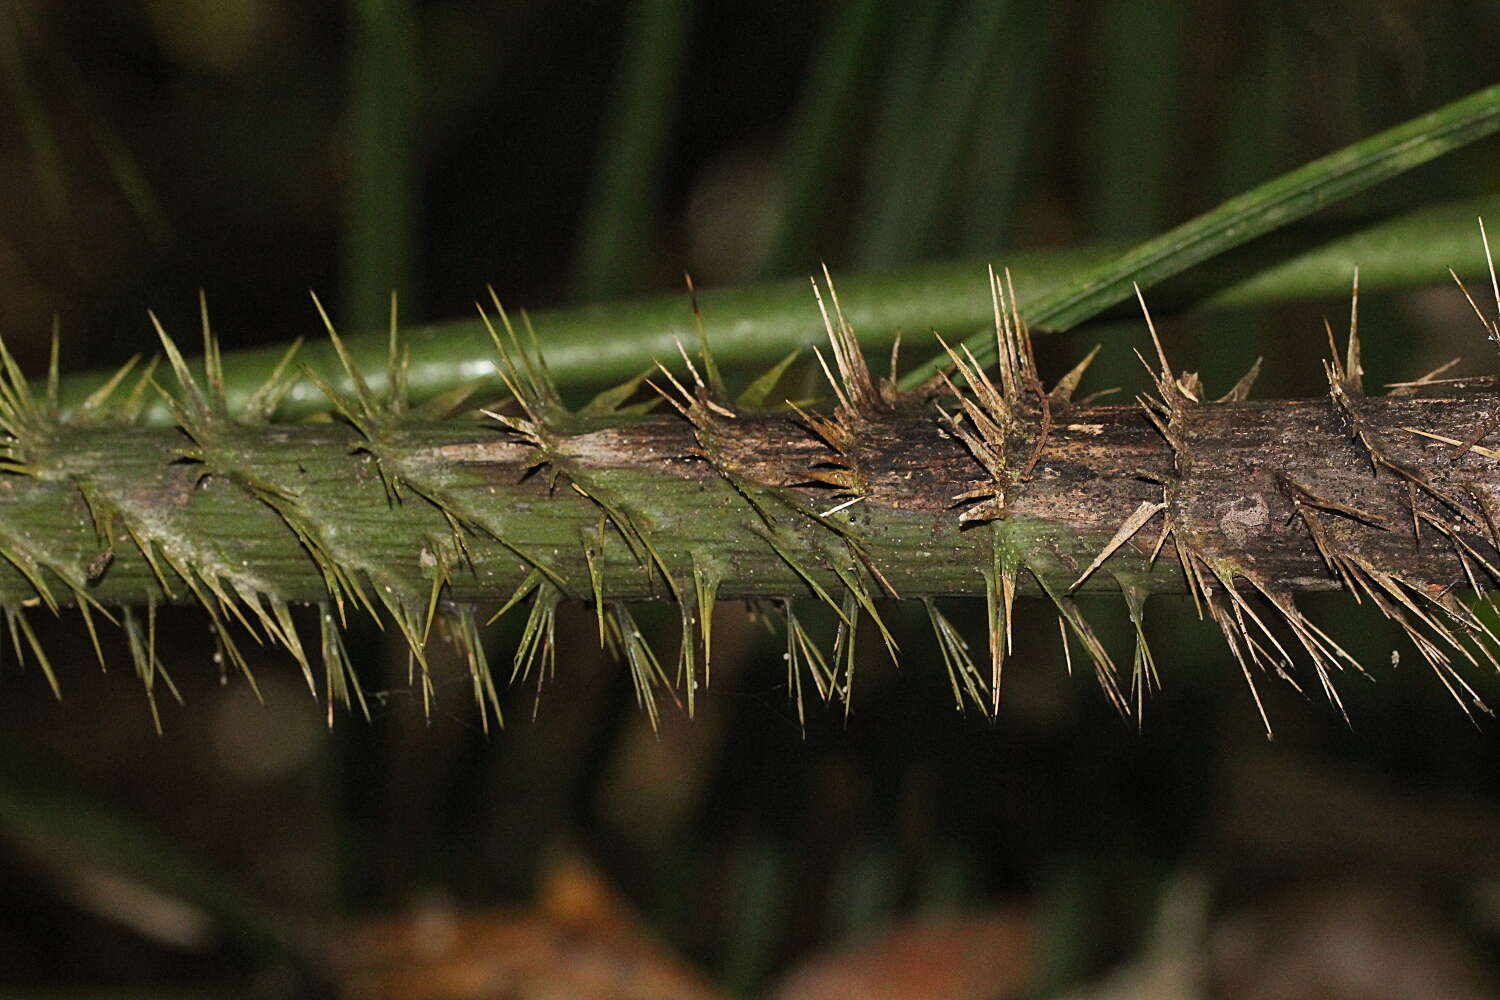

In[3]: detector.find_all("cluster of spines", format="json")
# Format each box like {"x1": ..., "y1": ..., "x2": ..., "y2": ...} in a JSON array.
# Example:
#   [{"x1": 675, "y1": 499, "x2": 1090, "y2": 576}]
[
  {"x1": 1068, "y1": 242, "x2": 1500, "y2": 734},
  {"x1": 651, "y1": 273, "x2": 902, "y2": 722},
  {"x1": 0, "y1": 326, "x2": 150, "y2": 713},
  {"x1": 916, "y1": 240, "x2": 1500, "y2": 735},
  {"x1": 931, "y1": 268, "x2": 1131, "y2": 717},
  {"x1": 4, "y1": 233, "x2": 1500, "y2": 734}
]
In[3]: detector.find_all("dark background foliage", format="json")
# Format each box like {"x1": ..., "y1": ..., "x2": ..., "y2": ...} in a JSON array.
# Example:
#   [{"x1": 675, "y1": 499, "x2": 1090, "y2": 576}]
[{"x1": 2, "y1": 1, "x2": 1500, "y2": 996}]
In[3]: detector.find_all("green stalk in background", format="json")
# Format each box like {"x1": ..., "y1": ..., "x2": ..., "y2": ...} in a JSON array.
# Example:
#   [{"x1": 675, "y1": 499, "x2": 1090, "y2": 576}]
[
  {"x1": 53, "y1": 194, "x2": 1500, "y2": 423},
  {"x1": 345, "y1": 0, "x2": 420, "y2": 332}
]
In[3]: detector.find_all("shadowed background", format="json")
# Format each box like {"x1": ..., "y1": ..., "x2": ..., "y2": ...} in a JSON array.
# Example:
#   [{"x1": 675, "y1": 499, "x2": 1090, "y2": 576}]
[{"x1": 1, "y1": 1, "x2": 1500, "y2": 997}]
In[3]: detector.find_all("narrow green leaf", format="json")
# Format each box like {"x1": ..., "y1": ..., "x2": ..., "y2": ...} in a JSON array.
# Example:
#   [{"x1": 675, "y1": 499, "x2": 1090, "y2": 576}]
[
  {"x1": 899, "y1": 81, "x2": 1500, "y2": 388},
  {"x1": 345, "y1": 0, "x2": 421, "y2": 332}
]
